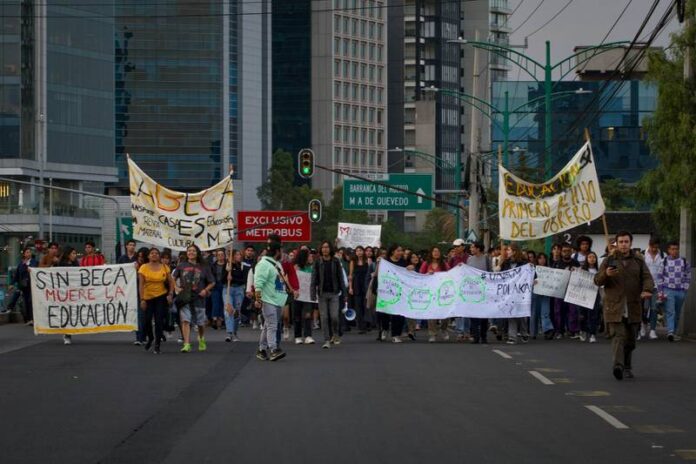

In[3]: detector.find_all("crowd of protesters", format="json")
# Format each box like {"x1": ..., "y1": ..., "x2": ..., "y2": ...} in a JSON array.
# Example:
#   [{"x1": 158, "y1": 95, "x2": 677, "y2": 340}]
[{"x1": 2, "y1": 232, "x2": 691, "y2": 377}]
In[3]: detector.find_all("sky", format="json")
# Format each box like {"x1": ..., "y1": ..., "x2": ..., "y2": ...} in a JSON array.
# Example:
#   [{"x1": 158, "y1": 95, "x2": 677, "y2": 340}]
[{"x1": 507, "y1": 0, "x2": 682, "y2": 80}]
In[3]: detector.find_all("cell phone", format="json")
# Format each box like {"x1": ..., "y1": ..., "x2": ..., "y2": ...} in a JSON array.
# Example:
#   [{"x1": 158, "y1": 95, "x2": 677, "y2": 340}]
[{"x1": 606, "y1": 257, "x2": 617, "y2": 270}]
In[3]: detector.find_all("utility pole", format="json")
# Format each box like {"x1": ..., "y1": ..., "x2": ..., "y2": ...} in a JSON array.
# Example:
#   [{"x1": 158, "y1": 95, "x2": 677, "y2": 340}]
[
  {"x1": 35, "y1": 0, "x2": 47, "y2": 240},
  {"x1": 467, "y1": 30, "x2": 481, "y2": 239}
]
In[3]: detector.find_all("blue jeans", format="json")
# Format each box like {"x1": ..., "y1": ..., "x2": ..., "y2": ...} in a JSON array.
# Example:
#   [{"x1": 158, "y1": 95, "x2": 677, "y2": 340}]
[
  {"x1": 664, "y1": 288, "x2": 687, "y2": 334},
  {"x1": 455, "y1": 317, "x2": 470, "y2": 335},
  {"x1": 643, "y1": 291, "x2": 660, "y2": 330},
  {"x1": 223, "y1": 285, "x2": 245, "y2": 335},
  {"x1": 530, "y1": 295, "x2": 553, "y2": 337}
]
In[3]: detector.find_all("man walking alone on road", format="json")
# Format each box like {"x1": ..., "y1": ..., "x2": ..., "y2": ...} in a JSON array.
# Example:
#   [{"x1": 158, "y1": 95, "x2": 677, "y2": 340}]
[{"x1": 594, "y1": 231, "x2": 654, "y2": 380}]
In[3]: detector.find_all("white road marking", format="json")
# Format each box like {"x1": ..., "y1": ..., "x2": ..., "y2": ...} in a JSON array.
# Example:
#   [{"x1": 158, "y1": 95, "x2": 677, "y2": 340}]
[
  {"x1": 585, "y1": 405, "x2": 630, "y2": 429},
  {"x1": 528, "y1": 370, "x2": 555, "y2": 385},
  {"x1": 492, "y1": 349, "x2": 512, "y2": 359}
]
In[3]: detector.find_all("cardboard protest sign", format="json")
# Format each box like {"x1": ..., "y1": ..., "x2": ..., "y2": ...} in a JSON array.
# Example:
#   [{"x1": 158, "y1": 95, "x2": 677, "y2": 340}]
[
  {"x1": 498, "y1": 142, "x2": 605, "y2": 241},
  {"x1": 376, "y1": 260, "x2": 534, "y2": 319},
  {"x1": 128, "y1": 158, "x2": 235, "y2": 251},
  {"x1": 533, "y1": 266, "x2": 571, "y2": 298},
  {"x1": 336, "y1": 222, "x2": 381, "y2": 248},
  {"x1": 29, "y1": 264, "x2": 138, "y2": 335},
  {"x1": 563, "y1": 269, "x2": 599, "y2": 309},
  {"x1": 295, "y1": 271, "x2": 317, "y2": 303}
]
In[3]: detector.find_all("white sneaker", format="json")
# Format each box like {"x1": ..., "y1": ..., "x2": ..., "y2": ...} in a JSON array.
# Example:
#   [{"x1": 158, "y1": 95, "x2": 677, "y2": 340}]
[
  {"x1": 579, "y1": 332, "x2": 587, "y2": 342},
  {"x1": 332, "y1": 336, "x2": 341, "y2": 345},
  {"x1": 392, "y1": 337, "x2": 403, "y2": 343},
  {"x1": 637, "y1": 332, "x2": 643, "y2": 341},
  {"x1": 380, "y1": 330, "x2": 387, "y2": 341},
  {"x1": 673, "y1": 335, "x2": 682, "y2": 342},
  {"x1": 649, "y1": 330, "x2": 658, "y2": 340},
  {"x1": 304, "y1": 336, "x2": 316, "y2": 344},
  {"x1": 252, "y1": 320, "x2": 259, "y2": 330},
  {"x1": 322, "y1": 341, "x2": 331, "y2": 349},
  {"x1": 63, "y1": 335, "x2": 72, "y2": 345},
  {"x1": 589, "y1": 335, "x2": 597, "y2": 343},
  {"x1": 283, "y1": 327, "x2": 290, "y2": 340},
  {"x1": 428, "y1": 336, "x2": 436, "y2": 343},
  {"x1": 639, "y1": 324, "x2": 647, "y2": 338},
  {"x1": 295, "y1": 337, "x2": 303, "y2": 345}
]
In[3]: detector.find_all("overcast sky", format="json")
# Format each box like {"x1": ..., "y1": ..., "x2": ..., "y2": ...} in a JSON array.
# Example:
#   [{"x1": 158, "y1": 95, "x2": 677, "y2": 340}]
[{"x1": 507, "y1": 0, "x2": 682, "y2": 79}]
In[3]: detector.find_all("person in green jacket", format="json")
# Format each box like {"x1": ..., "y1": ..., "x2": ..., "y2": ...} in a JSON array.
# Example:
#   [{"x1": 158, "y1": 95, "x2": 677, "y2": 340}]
[{"x1": 254, "y1": 241, "x2": 288, "y2": 361}]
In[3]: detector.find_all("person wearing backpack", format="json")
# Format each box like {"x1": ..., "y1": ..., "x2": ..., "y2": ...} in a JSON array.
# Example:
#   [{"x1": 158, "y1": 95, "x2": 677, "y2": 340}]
[
  {"x1": 658, "y1": 241, "x2": 692, "y2": 342},
  {"x1": 253, "y1": 241, "x2": 289, "y2": 361},
  {"x1": 642, "y1": 237, "x2": 665, "y2": 340}
]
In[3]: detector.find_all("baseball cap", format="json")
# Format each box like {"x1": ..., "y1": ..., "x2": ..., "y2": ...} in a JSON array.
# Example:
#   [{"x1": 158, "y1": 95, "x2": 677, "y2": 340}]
[{"x1": 452, "y1": 239, "x2": 465, "y2": 246}]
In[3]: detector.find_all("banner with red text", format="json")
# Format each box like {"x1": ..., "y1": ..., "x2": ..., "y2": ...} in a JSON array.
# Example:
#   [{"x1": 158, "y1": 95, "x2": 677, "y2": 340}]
[
  {"x1": 29, "y1": 264, "x2": 138, "y2": 335},
  {"x1": 498, "y1": 142, "x2": 605, "y2": 241},
  {"x1": 128, "y1": 158, "x2": 235, "y2": 251},
  {"x1": 237, "y1": 211, "x2": 311, "y2": 242}
]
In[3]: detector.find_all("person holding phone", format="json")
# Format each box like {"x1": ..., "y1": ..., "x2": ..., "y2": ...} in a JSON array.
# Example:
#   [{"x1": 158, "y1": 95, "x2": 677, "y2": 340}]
[{"x1": 594, "y1": 231, "x2": 654, "y2": 381}]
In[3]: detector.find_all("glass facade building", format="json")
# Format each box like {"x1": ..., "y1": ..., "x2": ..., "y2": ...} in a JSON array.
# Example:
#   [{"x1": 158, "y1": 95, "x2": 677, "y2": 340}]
[{"x1": 491, "y1": 80, "x2": 657, "y2": 183}]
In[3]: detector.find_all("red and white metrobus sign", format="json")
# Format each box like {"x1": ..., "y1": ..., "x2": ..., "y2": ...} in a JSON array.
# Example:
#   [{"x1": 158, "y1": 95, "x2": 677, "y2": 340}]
[{"x1": 236, "y1": 211, "x2": 311, "y2": 242}]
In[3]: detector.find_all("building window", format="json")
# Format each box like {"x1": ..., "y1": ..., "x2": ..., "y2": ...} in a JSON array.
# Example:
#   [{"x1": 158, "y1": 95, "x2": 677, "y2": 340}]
[
  {"x1": 360, "y1": 63, "x2": 367, "y2": 79},
  {"x1": 361, "y1": 20, "x2": 367, "y2": 37},
  {"x1": 352, "y1": 105, "x2": 358, "y2": 122},
  {"x1": 369, "y1": 108, "x2": 375, "y2": 123},
  {"x1": 369, "y1": 22, "x2": 375, "y2": 39},
  {"x1": 361, "y1": 128, "x2": 367, "y2": 143},
  {"x1": 377, "y1": 151, "x2": 383, "y2": 167},
  {"x1": 334, "y1": 38, "x2": 340, "y2": 54},
  {"x1": 369, "y1": 150, "x2": 375, "y2": 166},
  {"x1": 377, "y1": 130, "x2": 383, "y2": 145},
  {"x1": 334, "y1": 60, "x2": 340, "y2": 76},
  {"x1": 334, "y1": 147, "x2": 341, "y2": 164},
  {"x1": 343, "y1": 149, "x2": 350, "y2": 165},
  {"x1": 353, "y1": 149, "x2": 359, "y2": 165},
  {"x1": 376, "y1": 109, "x2": 382, "y2": 124},
  {"x1": 369, "y1": 86, "x2": 375, "y2": 103},
  {"x1": 335, "y1": 103, "x2": 341, "y2": 120},
  {"x1": 334, "y1": 125, "x2": 341, "y2": 143},
  {"x1": 351, "y1": 62, "x2": 358, "y2": 79},
  {"x1": 360, "y1": 42, "x2": 366, "y2": 59}
]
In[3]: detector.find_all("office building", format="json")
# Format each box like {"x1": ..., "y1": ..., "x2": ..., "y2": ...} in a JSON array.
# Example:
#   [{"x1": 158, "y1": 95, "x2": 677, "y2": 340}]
[
  {"x1": 113, "y1": 0, "x2": 272, "y2": 211},
  {"x1": 0, "y1": 0, "x2": 117, "y2": 269}
]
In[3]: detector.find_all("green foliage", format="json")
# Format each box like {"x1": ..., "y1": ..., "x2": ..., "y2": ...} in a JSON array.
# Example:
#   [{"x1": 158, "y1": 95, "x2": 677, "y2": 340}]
[
  {"x1": 600, "y1": 179, "x2": 638, "y2": 211},
  {"x1": 257, "y1": 149, "x2": 322, "y2": 211},
  {"x1": 638, "y1": 7, "x2": 696, "y2": 239},
  {"x1": 312, "y1": 185, "x2": 369, "y2": 243}
]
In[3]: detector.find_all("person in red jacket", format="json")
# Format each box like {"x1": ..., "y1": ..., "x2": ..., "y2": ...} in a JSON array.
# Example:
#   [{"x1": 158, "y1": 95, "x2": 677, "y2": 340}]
[{"x1": 80, "y1": 240, "x2": 105, "y2": 267}]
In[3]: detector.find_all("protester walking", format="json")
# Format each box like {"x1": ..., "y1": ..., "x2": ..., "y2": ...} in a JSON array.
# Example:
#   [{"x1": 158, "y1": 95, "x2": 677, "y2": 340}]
[
  {"x1": 15, "y1": 247, "x2": 37, "y2": 326},
  {"x1": 138, "y1": 248, "x2": 175, "y2": 354},
  {"x1": 642, "y1": 237, "x2": 665, "y2": 340},
  {"x1": 658, "y1": 241, "x2": 691, "y2": 342},
  {"x1": 224, "y1": 250, "x2": 246, "y2": 342},
  {"x1": 579, "y1": 252, "x2": 601, "y2": 343},
  {"x1": 254, "y1": 241, "x2": 288, "y2": 361},
  {"x1": 419, "y1": 246, "x2": 450, "y2": 343},
  {"x1": 173, "y1": 245, "x2": 215, "y2": 353},
  {"x1": 349, "y1": 246, "x2": 370, "y2": 334},
  {"x1": 594, "y1": 231, "x2": 654, "y2": 380},
  {"x1": 502, "y1": 244, "x2": 529, "y2": 344},
  {"x1": 552, "y1": 244, "x2": 580, "y2": 339},
  {"x1": 310, "y1": 241, "x2": 347, "y2": 349},
  {"x1": 531, "y1": 253, "x2": 555, "y2": 340},
  {"x1": 209, "y1": 249, "x2": 227, "y2": 330},
  {"x1": 375, "y1": 245, "x2": 407, "y2": 343},
  {"x1": 293, "y1": 249, "x2": 316, "y2": 344},
  {"x1": 467, "y1": 242, "x2": 491, "y2": 344}
]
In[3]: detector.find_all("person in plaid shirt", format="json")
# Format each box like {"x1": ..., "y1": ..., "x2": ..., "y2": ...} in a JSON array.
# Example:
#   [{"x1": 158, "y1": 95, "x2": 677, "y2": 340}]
[{"x1": 658, "y1": 241, "x2": 692, "y2": 342}]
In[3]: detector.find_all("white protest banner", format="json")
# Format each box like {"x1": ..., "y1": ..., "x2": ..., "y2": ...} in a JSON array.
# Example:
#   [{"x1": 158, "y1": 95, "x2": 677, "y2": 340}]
[
  {"x1": 533, "y1": 266, "x2": 571, "y2": 298},
  {"x1": 29, "y1": 263, "x2": 138, "y2": 335},
  {"x1": 563, "y1": 269, "x2": 599, "y2": 309},
  {"x1": 128, "y1": 157, "x2": 235, "y2": 251},
  {"x1": 336, "y1": 222, "x2": 381, "y2": 248},
  {"x1": 376, "y1": 259, "x2": 534, "y2": 319},
  {"x1": 295, "y1": 271, "x2": 317, "y2": 303},
  {"x1": 498, "y1": 142, "x2": 605, "y2": 241}
]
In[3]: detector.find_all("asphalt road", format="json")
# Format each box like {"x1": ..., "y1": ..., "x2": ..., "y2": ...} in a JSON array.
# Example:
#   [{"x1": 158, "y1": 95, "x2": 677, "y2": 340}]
[{"x1": 1, "y1": 323, "x2": 696, "y2": 464}]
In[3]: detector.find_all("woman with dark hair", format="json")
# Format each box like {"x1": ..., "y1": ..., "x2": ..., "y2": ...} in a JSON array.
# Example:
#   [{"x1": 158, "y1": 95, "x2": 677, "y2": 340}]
[
  {"x1": 310, "y1": 241, "x2": 347, "y2": 349},
  {"x1": 293, "y1": 248, "x2": 316, "y2": 344},
  {"x1": 58, "y1": 247, "x2": 79, "y2": 267},
  {"x1": 502, "y1": 244, "x2": 530, "y2": 345},
  {"x1": 349, "y1": 246, "x2": 370, "y2": 334},
  {"x1": 376, "y1": 244, "x2": 407, "y2": 343},
  {"x1": 209, "y1": 248, "x2": 227, "y2": 330},
  {"x1": 224, "y1": 249, "x2": 245, "y2": 342},
  {"x1": 580, "y1": 251, "x2": 601, "y2": 343},
  {"x1": 14, "y1": 247, "x2": 37, "y2": 326},
  {"x1": 420, "y1": 246, "x2": 450, "y2": 343},
  {"x1": 138, "y1": 248, "x2": 175, "y2": 354},
  {"x1": 531, "y1": 253, "x2": 555, "y2": 340},
  {"x1": 172, "y1": 244, "x2": 215, "y2": 353}
]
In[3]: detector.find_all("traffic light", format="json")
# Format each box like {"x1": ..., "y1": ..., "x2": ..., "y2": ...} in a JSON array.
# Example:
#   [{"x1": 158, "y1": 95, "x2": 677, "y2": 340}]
[
  {"x1": 308, "y1": 199, "x2": 322, "y2": 223},
  {"x1": 298, "y1": 148, "x2": 315, "y2": 178}
]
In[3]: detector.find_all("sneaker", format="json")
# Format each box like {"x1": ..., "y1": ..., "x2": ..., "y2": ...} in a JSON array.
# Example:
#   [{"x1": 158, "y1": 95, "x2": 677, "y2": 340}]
[
  {"x1": 181, "y1": 343, "x2": 192, "y2": 353},
  {"x1": 295, "y1": 337, "x2": 303, "y2": 345},
  {"x1": 392, "y1": 337, "x2": 403, "y2": 343},
  {"x1": 639, "y1": 325, "x2": 647, "y2": 338},
  {"x1": 322, "y1": 341, "x2": 331, "y2": 349},
  {"x1": 613, "y1": 365, "x2": 624, "y2": 381},
  {"x1": 177, "y1": 338, "x2": 184, "y2": 344},
  {"x1": 252, "y1": 321, "x2": 259, "y2": 330},
  {"x1": 63, "y1": 335, "x2": 72, "y2": 345},
  {"x1": 198, "y1": 337, "x2": 207, "y2": 352},
  {"x1": 332, "y1": 336, "x2": 341, "y2": 345},
  {"x1": 649, "y1": 330, "x2": 658, "y2": 340},
  {"x1": 133, "y1": 340, "x2": 142, "y2": 346},
  {"x1": 269, "y1": 349, "x2": 286, "y2": 361},
  {"x1": 579, "y1": 332, "x2": 587, "y2": 342},
  {"x1": 380, "y1": 330, "x2": 388, "y2": 341},
  {"x1": 589, "y1": 335, "x2": 597, "y2": 343},
  {"x1": 428, "y1": 336, "x2": 436, "y2": 343},
  {"x1": 407, "y1": 333, "x2": 416, "y2": 341},
  {"x1": 570, "y1": 332, "x2": 581, "y2": 340},
  {"x1": 144, "y1": 339, "x2": 153, "y2": 351},
  {"x1": 154, "y1": 345, "x2": 161, "y2": 354},
  {"x1": 304, "y1": 336, "x2": 316, "y2": 344},
  {"x1": 490, "y1": 325, "x2": 498, "y2": 334},
  {"x1": 283, "y1": 327, "x2": 290, "y2": 341},
  {"x1": 232, "y1": 335, "x2": 240, "y2": 342},
  {"x1": 673, "y1": 335, "x2": 682, "y2": 342},
  {"x1": 624, "y1": 368, "x2": 634, "y2": 379},
  {"x1": 554, "y1": 332, "x2": 563, "y2": 340},
  {"x1": 256, "y1": 349, "x2": 268, "y2": 360},
  {"x1": 637, "y1": 332, "x2": 643, "y2": 341},
  {"x1": 668, "y1": 333, "x2": 675, "y2": 342},
  {"x1": 506, "y1": 339, "x2": 516, "y2": 345},
  {"x1": 225, "y1": 336, "x2": 232, "y2": 343},
  {"x1": 521, "y1": 335, "x2": 529, "y2": 343}
]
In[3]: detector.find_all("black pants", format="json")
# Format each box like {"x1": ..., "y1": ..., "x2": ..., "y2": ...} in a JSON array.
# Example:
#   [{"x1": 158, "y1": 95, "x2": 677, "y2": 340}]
[
  {"x1": 391, "y1": 315, "x2": 404, "y2": 337},
  {"x1": 353, "y1": 291, "x2": 367, "y2": 330},
  {"x1": 21, "y1": 288, "x2": 33, "y2": 322},
  {"x1": 293, "y1": 300, "x2": 313, "y2": 338},
  {"x1": 144, "y1": 294, "x2": 167, "y2": 345},
  {"x1": 470, "y1": 318, "x2": 488, "y2": 342}
]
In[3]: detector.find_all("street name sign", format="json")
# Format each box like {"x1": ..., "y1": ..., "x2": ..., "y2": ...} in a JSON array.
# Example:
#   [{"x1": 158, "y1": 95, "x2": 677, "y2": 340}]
[{"x1": 343, "y1": 174, "x2": 433, "y2": 211}]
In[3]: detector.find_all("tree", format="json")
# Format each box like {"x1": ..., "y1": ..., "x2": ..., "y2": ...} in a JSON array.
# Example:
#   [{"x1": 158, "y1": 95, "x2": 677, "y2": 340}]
[
  {"x1": 600, "y1": 179, "x2": 638, "y2": 211},
  {"x1": 257, "y1": 149, "x2": 321, "y2": 211},
  {"x1": 638, "y1": 7, "x2": 696, "y2": 239},
  {"x1": 418, "y1": 207, "x2": 456, "y2": 247}
]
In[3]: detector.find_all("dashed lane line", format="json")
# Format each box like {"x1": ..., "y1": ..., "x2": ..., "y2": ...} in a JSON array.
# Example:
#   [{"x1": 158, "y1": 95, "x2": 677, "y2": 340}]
[
  {"x1": 528, "y1": 370, "x2": 555, "y2": 385},
  {"x1": 585, "y1": 405, "x2": 630, "y2": 430},
  {"x1": 492, "y1": 349, "x2": 512, "y2": 359}
]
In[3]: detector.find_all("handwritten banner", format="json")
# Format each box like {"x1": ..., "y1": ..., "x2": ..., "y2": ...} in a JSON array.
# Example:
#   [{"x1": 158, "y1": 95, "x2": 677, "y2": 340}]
[
  {"x1": 498, "y1": 142, "x2": 605, "y2": 241},
  {"x1": 295, "y1": 271, "x2": 317, "y2": 303},
  {"x1": 563, "y1": 269, "x2": 599, "y2": 309},
  {"x1": 128, "y1": 158, "x2": 235, "y2": 251},
  {"x1": 336, "y1": 222, "x2": 381, "y2": 248},
  {"x1": 29, "y1": 264, "x2": 138, "y2": 335},
  {"x1": 533, "y1": 266, "x2": 571, "y2": 298},
  {"x1": 377, "y1": 260, "x2": 534, "y2": 319}
]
